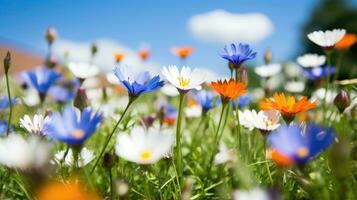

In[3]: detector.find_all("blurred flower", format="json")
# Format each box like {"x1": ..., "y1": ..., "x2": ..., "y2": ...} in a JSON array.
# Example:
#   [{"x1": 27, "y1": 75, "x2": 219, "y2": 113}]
[
  {"x1": 48, "y1": 86, "x2": 75, "y2": 103},
  {"x1": 25, "y1": 67, "x2": 62, "y2": 96},
  {"x1": 214, "y1": 143, "x2": 236, "y2": 165},
  {"x1": 260, "y1": 93, "x2": 316, "y2": 118},
  {"x1": 20, "y1": 114, "x2": 49, "y2": 136},
  {"x1": 114, "y1": 66, "x2": 164, "y2": 97},
  {"x1": 0, "y1": 135, "x2": 51, "y2": 169},
  {"x1": 194, "y1": 90, "x2": 217, "y2": 112},
  {"x1": 44, "y1": 106, "x2": 103, "y2": 145},
  {"x1": 115, "y1": 126, "x2": 174, "y2": 164},
  {"x1": 171, "y1": 46, "x2": 193, "y2": 59},
  {"x1": 231, "y1": 95, "x2": 251, "y2": 110},
  {"x1": 23, "y1": 89, "x2": 40, "y2": 106},
  {"x1": 233, "y1": 188, "x2": 271, "y2": 200},
  {"x1": 303, "y1": 66, "x2": 335, "y2": 80},
  {"x1": 333, "y1": 90, "x2": 351, "y2": 113},
  {"x1": 220, "y1": 43, "x2": 256, "y2": 68},
  {"x1": 239, "y1": 110, "x2": 280, "y2": 132},
  {"x1": 161, "y1": 65, "x2": 205, "y2": 92},
  {"x1": 0, "y1": 96, "x2": 18, "y2": 111},
  {"x1": 37, "y1": 179, "x2": 100, "y2": 200},
  {"x1": 138, "y1": 49, "x2": 150, "y2": 61},
  {"x1": 184, "y1": 104, "x2": 202, "y2": 118},
  {"x1": 335, "y1": 33, "x2": 357, "y2": 50},
  {"x1": 68, "y1": 62, "x2": 99, "y2": 80},
  {"x1": 211, "y1": 79, "x2": 247, "y2": 102},
  {"x1": 160, "y1": 84, "x2": 180, "y2": 97},
  {"x1": 307, "y1": 29, "x2": 346, "y2": 49},
  {"x1": 312, "y1": 88, "x2": 337, "y2": 104},
  {"x1": 297, "y1": 54, "x2": 326, "y2": 68},
  {"x1": 267, "y1": 124, "x2": 335, "y2": 165},
  {"x1": 254, "y1": 63, "x2": 282, "y2": 78},
  {"x1": 114, "y1": 52, "x2": 125, "y2": 63},
  {"x1": 284, "y1": 62, "x2": 301, "y2": 78},
  {"x1": 284, "y1": 81, "x2": 305, "y2": 93},
  {"x1": 162, "y1": 104, "x2": 178, "y2": 126},
  {"x1": 0, "y1": 121, "x2": 13, "y2": 136},
  {"x1": 53, "y1": 147, "x2": 94, "y2": 167}
]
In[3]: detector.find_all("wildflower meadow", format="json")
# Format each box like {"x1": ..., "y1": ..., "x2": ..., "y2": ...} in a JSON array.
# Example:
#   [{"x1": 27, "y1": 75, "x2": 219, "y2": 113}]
[{"x1": 0, "y1": 1, "x2": 357, "y2": 199}]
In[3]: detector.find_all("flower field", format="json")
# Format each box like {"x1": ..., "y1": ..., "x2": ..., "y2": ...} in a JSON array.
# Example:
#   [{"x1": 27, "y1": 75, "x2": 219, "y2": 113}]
[{"x1": 0, "y1": 24, "x2": 357, "y2": 200}]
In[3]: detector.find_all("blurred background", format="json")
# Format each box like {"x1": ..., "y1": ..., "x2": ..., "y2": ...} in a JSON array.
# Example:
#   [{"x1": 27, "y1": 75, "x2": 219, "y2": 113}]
[{"x1": 0, "y1": 0, "x2": 356, "y2": 78}]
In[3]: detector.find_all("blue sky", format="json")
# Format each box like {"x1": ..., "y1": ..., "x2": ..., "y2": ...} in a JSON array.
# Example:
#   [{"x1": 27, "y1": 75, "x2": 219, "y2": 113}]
[{"x1": 0, "y1": 0, "x2": 321, "y2": 74}]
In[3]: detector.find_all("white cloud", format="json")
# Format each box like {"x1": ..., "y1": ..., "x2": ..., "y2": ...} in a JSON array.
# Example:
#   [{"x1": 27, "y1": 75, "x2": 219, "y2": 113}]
[
  {"x1": 52, "y1": 39, "x2": 158, "y2": 74},
  {"x1": 188, "y1": 9, "x2": 274, "y2": 44}
]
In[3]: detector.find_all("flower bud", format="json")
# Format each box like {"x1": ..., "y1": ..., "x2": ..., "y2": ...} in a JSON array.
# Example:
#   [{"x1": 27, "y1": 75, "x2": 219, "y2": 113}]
[
  {"x1": 102, "y1": 152, "x2": 118, "y2": 168},
  {"x1": 91, "y1": 43, "x2": 98, "y2": 56},
  {"x1": 264, "y1": 49, "x2": 272, "y2": 64},
  {"x1": 45, "y1": 27, "x2": 57, "y2": 45},
  {"x1": 73, "y1": 88, "x2": 88, "y2": 111},
  {"x1": 238, "y1": 67, "x2": 249, "y2": 84},
  {"x1": 3, "y1": 51, "x2": 11, "y2": 74},
  {"x1": 333, "y1": 90, "x2": 351, "y2": 113}
]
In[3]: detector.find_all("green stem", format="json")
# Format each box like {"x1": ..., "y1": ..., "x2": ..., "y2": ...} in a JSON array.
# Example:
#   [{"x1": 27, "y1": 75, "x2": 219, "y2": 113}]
[
  {"x1": 208, "y1": 102, "x2": 228, "y2": 169},
  {"x1": 5, "y1": 72, "x2": 12, "y2": 136},
  {"x1": 109, "y1": 168, "x2": 114, "y2": 199},
  {"x1": 333, "y1": 51, "x2": 344, "y2": 83},
  {"x1": 234, "y1": 100, "x2": 241, "y2": 150},
  {"x1": 175, "y1": 92, "x2": 185, "y2": 186},
  {"x1": 90, "y1": 98, "x2": 135, "y2": 175},
  {"x1": 323, "y1": 51, "x2": 333, "y2": 123}
]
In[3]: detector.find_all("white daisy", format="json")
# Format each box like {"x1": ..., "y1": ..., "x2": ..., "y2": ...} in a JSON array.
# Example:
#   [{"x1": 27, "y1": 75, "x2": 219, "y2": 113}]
[
  {"x1": 307, "y1": 29, "x2": 346, "y2": 48},
  {"x1": 312, "y1": 88, "x2": 337, "y2": 104},
  {"x1": 284, "y1": 62, "x2": 301, "y2": 78},
  {"x1": 233, "y1": 188, "x2": 270, "y2": 200},
  {"x1": 19, "y1": 114, "x2": 49, "y2": 136},
  {"x1": 115, "y1": 126, "x2": 174, "y2": 164},
  {"x1": 0, "y1": 135, "x2": 51, "y2": 170},
  {"x1": 68, "y1": 61, "x2": 99, "y2": 79},
  {"x1": 161, "y1": 65, "x2": 205, "y2": 91},
  {"x1": 254, "y1": 63, "x2": 282, "y2": 78},
  {"x1": 284, "y1": 81, "x2": 305, "y2": 93},
  {"x1": 53, "y1": 147, "x2": 94, "y2": 167},
  {"x1": 214, "y1": 143, "x2": 236, "y2": 165},
  {"x1": 184, "y1": 105, "x2": 202, "y2": 118},
  {"x1": 297, "y1": 54, "x2": 326, "y2": 68},
  {"x1": 239, "y1": 110, "x2": 280, "y2": 132}
]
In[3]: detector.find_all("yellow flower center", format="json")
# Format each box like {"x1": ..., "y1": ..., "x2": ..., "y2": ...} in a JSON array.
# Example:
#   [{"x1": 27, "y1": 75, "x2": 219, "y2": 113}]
[
  {"x1": 177, "y1": 76, "x2": 190, "y2": 87},
  {"x1": 297, "y1": 147, "x2": 309, "y2": 158},
  {"x1": 72, "y1": 129, "x2": 85, "y2": 139},
  {"x1": 140, "y1": 151, "x2": 152, "y2": 161}
]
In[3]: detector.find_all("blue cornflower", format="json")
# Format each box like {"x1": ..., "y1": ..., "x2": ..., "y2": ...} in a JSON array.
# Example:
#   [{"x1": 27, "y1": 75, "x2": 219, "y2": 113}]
[
  {"x1": 220, "y1": 43, "x2": 257, "y2": 67},
  {"x1": 0, "y1": 96, "x2": 18, "y2": 111},
  {"x1": 113, "y1": 67, "x2": 164, "y2": 97},
  {"x1": 303, "y1": 65, "x2": 335, "y2": 80},
  {"x1": 0, "y1": 121, "x2": 13, "y2": 136},
  {"x1": 231, "y1": 95, "x2": 251, "y2": 110},
  {"x1": 194, "y1": 90, "x2": 217, "y2": 111},
  {"x1": 267, "y1": 124, "x2": 335, "y2": 165},
  {"x1": 25, "y1": 67, "x2": 62, "y2": 95},
  {"x1": 48, "y1": 86, "x2": 75, "y2": 103},
  {"x1": 44, "y1": 106, "x2": 103, "y2": 144}
]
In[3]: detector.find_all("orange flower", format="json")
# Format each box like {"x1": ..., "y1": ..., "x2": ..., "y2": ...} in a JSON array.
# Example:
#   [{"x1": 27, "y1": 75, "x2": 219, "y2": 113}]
[
  {"x1": 335, "y1": 33, "x2": 357, "y2": 50},
  {"x1": 171, "y1": 46, "x2": 193, "y2": 59},
  {"x1": 114, "y1": 52, "x2": 125, "y2": 63},
  {"x1": 266, "y1": 149, "x2": 294, "y2": 167},
  {"x1": 37, "y1": 179, "x2": 100, "y2": 200},
  {"x1": 138, "y1": 49, "x2": 150, "y2": 61},
  {"x1": 259, "y1": 93, "x2": 316, "y2": 117},
  {"x1": 211, "y1": 79, "x2": 247, "y2": 101}
]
